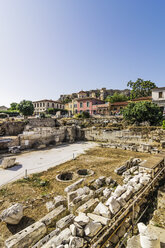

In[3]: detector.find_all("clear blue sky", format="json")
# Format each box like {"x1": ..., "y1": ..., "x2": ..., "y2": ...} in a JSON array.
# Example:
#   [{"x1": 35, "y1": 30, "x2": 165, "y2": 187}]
[{"x1": 0, "y1": 0, "x2": 165, "y2": 107}]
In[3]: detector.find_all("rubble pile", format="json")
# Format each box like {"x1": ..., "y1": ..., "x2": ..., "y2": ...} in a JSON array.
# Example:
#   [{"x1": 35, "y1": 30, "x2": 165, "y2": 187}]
[
  {"x1": 1, "y1": 158, "x2": 154, "y2": 248},
  {"x1": 101, "y1": 142, "x2": 160, "y2": 154}
]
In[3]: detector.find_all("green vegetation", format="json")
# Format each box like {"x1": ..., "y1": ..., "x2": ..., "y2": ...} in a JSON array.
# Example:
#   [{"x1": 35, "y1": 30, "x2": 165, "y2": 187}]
[
  {"x1": 127, "y1": 78, "x2": 156, "y2": 99},
  {"x1": 10, "y1": 102, "x2": 18, "y2": 110},
  {"x1": 123, "y1": 101, "x2": 163, "y2": 125},
  {"x1": 105, "y1": 92, "x2": 128, "y2": 103},
  {"x1": 75, "y1": 111, "x2": 90, "y2": 119},
  {"x1": 47, "y1": 108, "x2": 68, "y2": 115},
  {"x1": 17, "y1": 100, "x2": 34, "y2": 117},
  {"x1": 0, "y1": 110, "x2": 19, "y2": 117},
  {"x1": 162, "y1": 120, "x2": 165, "y2": 130}
]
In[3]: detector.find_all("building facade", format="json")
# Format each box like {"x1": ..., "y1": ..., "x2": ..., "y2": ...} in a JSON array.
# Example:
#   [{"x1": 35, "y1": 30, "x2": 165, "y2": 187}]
[
  {"x1": 77, "y1": 98, "x2": 105, "y2": 115},
  {"x1": 152, "y1": 87, "x2": 165, "y2": 111},
  {"x1": 65, "y1": 100, "x2": 78, "y2": 116},
  {"x1": 33, "y1": 100, "x2": 64, "y2": 115}
]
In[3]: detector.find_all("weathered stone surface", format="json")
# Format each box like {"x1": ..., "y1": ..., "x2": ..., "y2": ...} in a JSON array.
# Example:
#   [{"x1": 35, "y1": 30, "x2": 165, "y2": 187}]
[
  {"x1": 45, "y1": 201, "x2": 55, "y2": 212},
  {"x1": 87, "y1": 213, "x2": 110, "y2": 225},
  {"x1": 70, "y1": 224, "x2": 76, "y2": 236},
  {"x1": 103, "y1": 188, "x2": 111, "y2": 198},
  {"x1": 74, "y1": 212, "x2": 89, "y2": 226},
  {"x1": 64, "y1": 179, "x2": 84, "y2": 193},
  {"x1": 117, "y1": 196, "x2": 126, "y2": 207},
  {"x1": 56, "y1": 214, "x2": 74, "y2": 229},
  {"x1": 40, "y1": 205, "x2": 66, "y2": 226},
  {"x1": 41, "y1": 228, "x2": 71, "y2": 248},
  {"x1": 113, "y1": 185, "x2": 126, "y2": 198},
  {"x1": 54, "y1": 195, "x2": 67, "y2": 208},
  {"x1": 94, "y1": 202, "x2": 111, "y2": 218},
  {"x1": 32, "y1": 228, "x2": 60, "y2": 248},
  {"x1": 138, "y1": 222, "x2": 160, "y2": 248},
  {"x1": 0, "y1": 203, "x2": 23, "y2": 225},
  {"x1": 0, "y1": 157, "x2": 16, "y2": 169},
  {"x1": 84, "y1": 221, "x2": 102, "y2": 237},
  {"x1": 5, "y1": 221, "x2": 47, "y2": 248},
  {"x1": 76, "y1": 198, "x2": 99, "y2": 213},
  {"x1": 69, "y1": 236, "x2": 84, "y2": 248},
  {"x1": 108, "y1": 196, "x2": 121, "y2": 215}
]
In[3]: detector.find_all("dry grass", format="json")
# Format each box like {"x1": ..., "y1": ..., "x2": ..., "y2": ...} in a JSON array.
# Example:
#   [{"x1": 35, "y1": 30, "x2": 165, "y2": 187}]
[{"x1": 0, "y1": 147, "x2": 154, "y2": 245}]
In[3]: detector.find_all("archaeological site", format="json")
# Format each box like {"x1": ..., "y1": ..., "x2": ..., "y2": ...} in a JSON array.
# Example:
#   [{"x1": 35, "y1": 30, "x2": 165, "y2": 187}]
[{"x1": 0, "y1": 116, "x2": 165, "y2": 248}]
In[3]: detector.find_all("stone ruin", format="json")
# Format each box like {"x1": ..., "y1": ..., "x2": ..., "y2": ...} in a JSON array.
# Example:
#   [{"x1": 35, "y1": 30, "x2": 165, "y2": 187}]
[
  {"x1": 101, "y1": 142, "x2": 160, "y2": 154},
  {"x1": 0, "y1": 157, "x2": 154, "y2": 248},
  {"x1": 0, "y1": 157, "x2": 16, "y2": 169}
]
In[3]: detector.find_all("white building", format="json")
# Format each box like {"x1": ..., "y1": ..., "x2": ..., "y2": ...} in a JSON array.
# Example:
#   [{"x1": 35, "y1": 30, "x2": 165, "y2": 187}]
[
  {"x1": 152, "y1": 87, "x2": 165, "y2": 111},
  {"x1": 33, "y1": 99, "x2": 64, "y2": 115}
]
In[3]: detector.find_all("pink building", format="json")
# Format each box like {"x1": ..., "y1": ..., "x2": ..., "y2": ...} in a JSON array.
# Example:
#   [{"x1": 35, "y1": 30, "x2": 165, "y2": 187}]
[{"x1": 77, "y1": 97, "x2": 105, "y2": 115}]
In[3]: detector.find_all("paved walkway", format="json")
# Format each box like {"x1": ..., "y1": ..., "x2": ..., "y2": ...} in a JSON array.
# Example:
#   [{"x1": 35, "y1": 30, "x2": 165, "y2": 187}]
[{"x1": 0, "y1": 142, "x2": 97, "y2": 187}]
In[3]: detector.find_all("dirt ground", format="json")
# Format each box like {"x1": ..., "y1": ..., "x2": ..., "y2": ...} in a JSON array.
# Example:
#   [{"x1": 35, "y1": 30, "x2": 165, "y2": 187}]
[{"x1": 0, "y1": 147, "x2": 155, "y2": 246}]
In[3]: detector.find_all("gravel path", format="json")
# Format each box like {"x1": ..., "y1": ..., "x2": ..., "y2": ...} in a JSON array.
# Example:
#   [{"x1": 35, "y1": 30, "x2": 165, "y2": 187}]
[{"x1": 0, "y1": 142, "x2": 97, "y2": 187}]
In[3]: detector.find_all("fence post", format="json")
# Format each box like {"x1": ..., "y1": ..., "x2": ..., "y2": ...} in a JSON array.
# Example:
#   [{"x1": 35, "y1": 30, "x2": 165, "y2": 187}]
[{"x1": 24, "y1": 169, "x2": 28, "y2": 179}]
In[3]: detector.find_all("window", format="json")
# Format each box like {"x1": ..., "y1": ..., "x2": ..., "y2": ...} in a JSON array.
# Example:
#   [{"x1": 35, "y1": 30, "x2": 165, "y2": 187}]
[
  {"x1": 47, "y1": 103, "x2": 49, "y2": 107},
  {"x1": 43, "y1": 103, "x2": 45, "y2": 107},
  {"x1": 57, "y1": 104, "x2": 58, "y2": 108},
  {"x1": 87, "y1": 102, "x2": 90, "y2": 107},
  {"x1": 37, "y1": 103, "x2": 39, "y2": 107},
  {"x1": 159, "y1": 92, "x2": 163, "y2": 98},
  {"x1": 74, "y1": 104, "x2": 77, "y2": 108},
  {"x1": 80, "y1": 102, "x2": 83, "y2": 108},
  {"x1": 52, "y1": 103, "x2": 54, "y2": 108},
  {"x1": 40, "y1": 103, "x2": 42, "y2": 107}
]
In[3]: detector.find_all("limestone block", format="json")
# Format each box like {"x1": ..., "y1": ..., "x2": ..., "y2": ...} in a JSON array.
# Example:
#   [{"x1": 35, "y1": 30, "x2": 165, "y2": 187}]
[
  {"x1": 87, "y1": 213, "x2": 110, "y2": 226},
  {"x1": 94, "y1": 202, "x2": 111, "y2": 218},
  {"x1": 70, "y1": 224, "x2": 76, "y2": 236},
  {"x1": 41, "y1": 228, "x2": 71, "y2": 248},
  {"x1": 32, "y1": 228, "x2": 60, "y2": 248},
  {"x1": 45, "y1": 201, "x2": 55, "y2": 212},
  {"x1": 5, "y1": 221, "x2": 47, "y2": 248},
  {"x1": 103, "y1": 188, "x2": 111, "y2": 198},
  {"x1": 108, "y1": 196, "x2": 121, "y2": 215},
  {"x1": 138, "y1": 222, "x2": 160, "y2": 248},
  {"x1": 40, "y1": 205, "x2": 66, "y2": 226},
  {"x1": 140, "y1": 176, "x2": 150, "y2": 186},
  {"x1": 69, "y1": 236, "x2": 84, "y2": 248},
  {"x1": 74, "y1": 212, "x2": 89, "y2": 226},
  {"x1": 84, "y1": 221, "x2": 102, "y2": 237},
  {"x1": 113, "y1": 185, "x2": 126, "y2": 198},
  {"x1": 76, "y1": 198, "x2": 99, "y2": 213},
  {"x1": 64, "y1": 179, "x2": 85, "y2": 193},
  {"x1": 1, "y1": 203, "x2": 23, "y2": 225},
  {"x1": 54, "y1": 195, "x2": 67, "y2": 208},
  {"x1": 56, "y1": 214, "x2": 74, "y2": 229},
  {"x1": 1, "y1": 157, "x2": 16, "y2": 169},
  {"x1": 117, "y1": 196, "x2": 126, "y2": 207}
]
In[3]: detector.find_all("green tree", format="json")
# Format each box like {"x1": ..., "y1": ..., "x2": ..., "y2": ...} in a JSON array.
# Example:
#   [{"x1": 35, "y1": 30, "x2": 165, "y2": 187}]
[
  {"x1": 17, "y1": 100, "x2": 34, "y2": 117},
  {"x1": 127, "y1": 78, "x2": 156, "y2": 99},
  {"x1": 10, "y1": 102, "x2": 18, "y2": 110},
  {"x1": 105, "y1": 92, "x2": 128, "y2": 103},
  {"x1": 123, "y1": 101, "x2": 163, "y2": 125}
]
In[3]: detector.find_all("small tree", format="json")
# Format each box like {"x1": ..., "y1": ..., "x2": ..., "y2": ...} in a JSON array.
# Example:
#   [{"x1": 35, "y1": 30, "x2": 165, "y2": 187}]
[
  {"x1": 127, "y1": 78, "x2": 156, "y2": 99},
  {"x1": 17, "y1": 100, "x2": 34, "y2": 117},
  {"x1": 10, "y1": 102, "x2": 18, "y2": 110},
  {"x1": 106, "y1": 92, "x2": 128, "y2": 103},
  {"x1": 123, "y1": 101, "x2": 163, "y2": 125}
]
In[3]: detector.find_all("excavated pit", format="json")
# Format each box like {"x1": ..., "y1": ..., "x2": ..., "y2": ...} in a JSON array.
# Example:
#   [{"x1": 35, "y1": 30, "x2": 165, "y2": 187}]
[
  {"x1": 56, "y1": 172, "x2": 75, "y2": 182},
  {"x1": 77, "y1": 169, "x2": 94, "y2": 177}
]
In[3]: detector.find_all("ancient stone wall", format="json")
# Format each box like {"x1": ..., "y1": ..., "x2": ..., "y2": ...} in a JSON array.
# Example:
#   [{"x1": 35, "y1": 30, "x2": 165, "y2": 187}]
[
  {"x1": 0, "y1": 121, "x2": 25, "y2": 136},
  {"x1": 19, "y1": 126, "x2": 83, "y2": 150}
]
